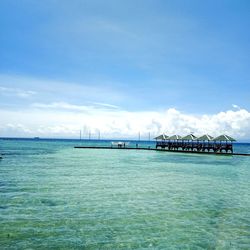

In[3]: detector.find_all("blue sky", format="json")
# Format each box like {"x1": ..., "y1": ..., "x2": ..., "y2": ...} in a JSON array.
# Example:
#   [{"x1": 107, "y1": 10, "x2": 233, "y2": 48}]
[{"x1": 0, "y1": 0, "x2": 250, "y2": 138}]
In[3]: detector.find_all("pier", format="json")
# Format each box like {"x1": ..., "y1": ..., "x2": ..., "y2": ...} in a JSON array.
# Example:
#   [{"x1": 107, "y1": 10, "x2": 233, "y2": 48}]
[
  {"x1": 74, "y1": 145, "x2": 250, "y2": 156},
  {"x1": 74, "y1": 133, "x2": 250, "y2": 156}
]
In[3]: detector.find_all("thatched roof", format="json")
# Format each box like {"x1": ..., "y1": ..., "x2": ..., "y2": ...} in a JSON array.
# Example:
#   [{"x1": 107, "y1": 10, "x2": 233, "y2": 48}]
[
  {"x1": 197, "y1": 134, "x2": 214, "y2": 141},
  {"x1": 182, "y1": 134, "x2": 197, "y2": 140},
  {"x1": 168, "y1": 135, "x2": 182, "y2": 140},
  {"x1": 154, "y1": 134, "x2": 168, "y2": 140},
  {"x1": 213, "y1": 134, "x2": 236, "y2": 141}
]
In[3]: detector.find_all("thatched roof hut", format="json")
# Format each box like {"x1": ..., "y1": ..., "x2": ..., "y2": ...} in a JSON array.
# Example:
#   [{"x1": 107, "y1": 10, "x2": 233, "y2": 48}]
[
  {"x1": 168, "y1": 135, "x2": 182, "y2": 140},
  {"x1": 182, "y1": 134, "x2": 197, "y2": 141},
  {"x1": 197, "y1": 134, "x2": 214, "y2": 141},
  {"x1": 213, "y1": 134, "x2": 236, "y2": 142},
  {"x1": 154, "y1": 134, "x2": 168, "y2": 140}
]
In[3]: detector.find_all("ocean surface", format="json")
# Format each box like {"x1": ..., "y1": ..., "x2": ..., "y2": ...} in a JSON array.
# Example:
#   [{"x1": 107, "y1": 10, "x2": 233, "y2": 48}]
[{"x1": 0, "y1": 139, "x2": 249, "y2": 249}]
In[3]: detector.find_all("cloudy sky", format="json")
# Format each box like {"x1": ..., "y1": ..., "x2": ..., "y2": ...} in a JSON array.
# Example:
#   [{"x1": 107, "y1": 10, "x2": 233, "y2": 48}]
[{"x1": 0, "y1": 0, "x2": 250, "y2": 140}]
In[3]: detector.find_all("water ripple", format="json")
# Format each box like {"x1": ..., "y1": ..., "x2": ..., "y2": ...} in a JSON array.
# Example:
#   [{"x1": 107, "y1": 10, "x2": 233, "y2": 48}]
[{"x1": 0, "y1": 140, "x2": 249, "y2": 249}]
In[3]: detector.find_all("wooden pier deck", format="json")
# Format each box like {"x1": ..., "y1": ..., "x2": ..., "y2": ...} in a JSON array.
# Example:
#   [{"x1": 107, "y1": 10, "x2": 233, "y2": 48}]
[{"x1": 74, "y1": 146, "x2": 250, "y2": 156}]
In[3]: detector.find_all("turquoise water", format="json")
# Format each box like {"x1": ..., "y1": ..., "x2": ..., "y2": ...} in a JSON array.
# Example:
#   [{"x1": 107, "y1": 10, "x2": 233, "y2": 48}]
[{"x1": 0, "y1": 139, "x2": 250, "y2": 249}]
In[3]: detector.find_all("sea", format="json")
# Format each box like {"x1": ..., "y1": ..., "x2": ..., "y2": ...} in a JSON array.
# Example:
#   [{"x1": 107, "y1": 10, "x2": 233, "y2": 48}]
[{"x1": 0, "y1": 138, "x2": 249, "y2": 249}]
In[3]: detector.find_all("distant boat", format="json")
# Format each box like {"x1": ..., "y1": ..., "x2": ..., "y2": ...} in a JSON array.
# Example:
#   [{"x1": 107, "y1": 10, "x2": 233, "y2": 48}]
[{"x1": 34, "y1": 137, "x2": 40, "y2": 140}]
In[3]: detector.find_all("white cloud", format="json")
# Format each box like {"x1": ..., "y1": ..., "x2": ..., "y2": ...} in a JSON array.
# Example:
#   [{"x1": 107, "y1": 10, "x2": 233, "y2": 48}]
[
  {"x1": 32, "y1": 102, "x2": 92, "y2": 112},
  {"x1": 0, "y1": 74, "x2": 127, "y2": 105},
  {"x1": 0, "y1": 86, "x2": 36, "y2": 98},
  {"x1": 0, "y1": 104, "x2": 250, "y2": 140},
  {"x1": 91, "y1": 102, "x2": 119, "y2": 109},
  {"x1": 232, "y1": 104, "x2": 241, "y2": 110},
  {"x1": 32, "y1": 101, "x2": 120, "y2": 113}
]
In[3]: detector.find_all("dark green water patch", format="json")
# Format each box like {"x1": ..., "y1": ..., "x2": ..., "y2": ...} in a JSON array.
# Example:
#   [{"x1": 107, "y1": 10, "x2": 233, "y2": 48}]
[
  {"x1": 40, "y1": 198, "x2": 66, "y2": 207},
  {"x1": 0, "y1": 205, "x2": 8, "y2": 209}
]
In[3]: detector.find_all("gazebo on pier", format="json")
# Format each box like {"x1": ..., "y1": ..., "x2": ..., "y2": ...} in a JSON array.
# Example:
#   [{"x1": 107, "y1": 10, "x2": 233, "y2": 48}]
[
  {"x1": 168, "y1": 135, "x2": 182, "y2": 150},
  {"x1": 196, "y1": 134, "x2": 214, "y2": 152},
  {"x1": 155, "y1": 133, "x2": 236, "y2": 154},
  {"x1": 181, "y1": 134, "x2": 197, "y2": 151},
  {"x1": 212, "y1": 134, "x2": 236, "y2": 153}
]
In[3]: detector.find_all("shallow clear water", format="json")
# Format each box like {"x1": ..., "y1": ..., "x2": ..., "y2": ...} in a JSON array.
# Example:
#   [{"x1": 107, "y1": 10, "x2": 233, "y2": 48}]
[{"x1": 0, "y1": 139, "x2": 250, "y2": 249}]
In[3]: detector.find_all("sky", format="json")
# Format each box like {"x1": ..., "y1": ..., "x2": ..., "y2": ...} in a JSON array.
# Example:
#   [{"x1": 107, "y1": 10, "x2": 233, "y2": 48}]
[{"x1": 0, "y1": 0, "x2": 250, "y2": 140}]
